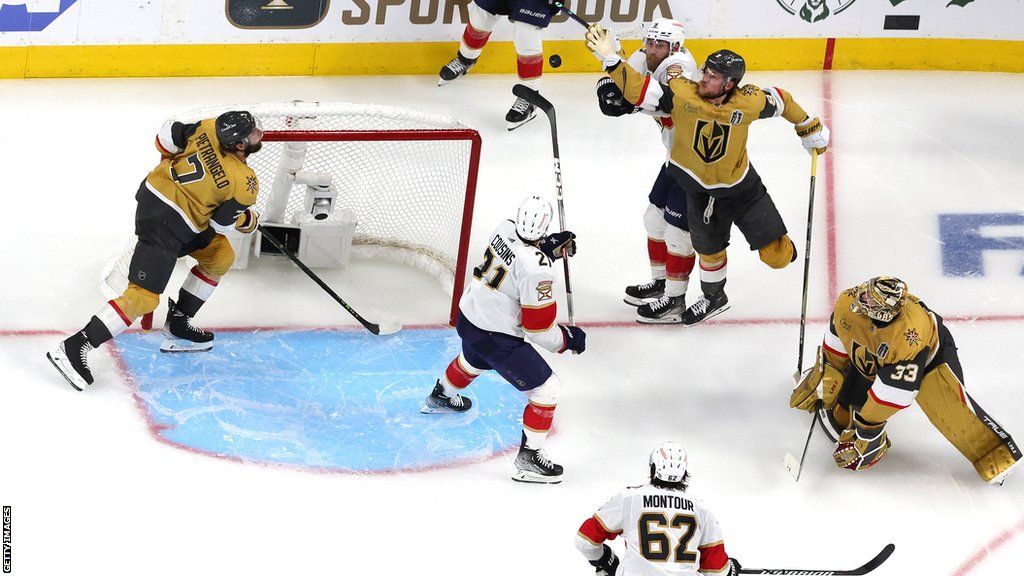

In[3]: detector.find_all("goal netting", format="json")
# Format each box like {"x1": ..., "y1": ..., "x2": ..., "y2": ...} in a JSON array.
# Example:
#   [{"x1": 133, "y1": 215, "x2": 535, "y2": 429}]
[{"x1": 101, "y1": 101, "x2": 481, "y2": 326}]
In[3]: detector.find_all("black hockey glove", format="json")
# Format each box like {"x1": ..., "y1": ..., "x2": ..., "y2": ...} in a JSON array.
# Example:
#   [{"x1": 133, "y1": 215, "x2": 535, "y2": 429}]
[
  {"x1": 538, "y1": 230, "x2": 577, "y2": 261},
  {"x1": 596, "y1": 77, "x2": 635, "y2": 117},
  {"x1": 560, "y1": 325, "x2": 586, "y2": 355},
  {"x1": 588, "y1": 544, "x2": 619, "y2": 576}
]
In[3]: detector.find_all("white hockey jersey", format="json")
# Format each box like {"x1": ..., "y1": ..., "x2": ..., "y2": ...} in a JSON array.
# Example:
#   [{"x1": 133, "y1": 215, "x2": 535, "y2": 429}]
[
  {"x1": 458, "y1": 219, "x2": 565, "y2": 353},
  {"x1": 626, "y1": 49, "x2": 701, "y2": 157},
  {"x1": 577, "y1": 484, "x2": 731, "y2": 576}
]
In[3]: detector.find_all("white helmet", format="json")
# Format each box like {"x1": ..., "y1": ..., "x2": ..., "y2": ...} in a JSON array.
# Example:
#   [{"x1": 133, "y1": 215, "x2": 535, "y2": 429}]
[
  {"x1": 645, "y1": 18, "x2": 685, "y2": 52},
  {"x1": 649, "y1": 441, "x2": 688, "y2": 483},
  {"x1": 516, "y1": 195, "x2": 553, "y2": 242}
]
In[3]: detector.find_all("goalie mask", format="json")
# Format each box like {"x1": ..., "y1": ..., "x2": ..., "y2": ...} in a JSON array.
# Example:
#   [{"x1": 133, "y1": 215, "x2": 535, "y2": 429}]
[
  {"x1": 516, "y1": 195, "x2": 553, "y2": 242},
  {"x1": 649, "y1": 441, "x2": 688, "y2": 484},
  {"x1": 850, "y1": 276, "x2": 908, "y2": 324}
]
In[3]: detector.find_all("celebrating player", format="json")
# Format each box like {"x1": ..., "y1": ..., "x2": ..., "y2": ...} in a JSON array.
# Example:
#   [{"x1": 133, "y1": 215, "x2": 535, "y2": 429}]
[
  {"x1": 46, "y1": 111, "x2": 263, "y2": 390},
  {"x1": 438, "y1": 0, "x2": 560, "y2": 130},
  {"x1": 595, "y1": 18, "x2": 702, "y2": 323},
  {"x1": 790, "y1": 276, "x2": 1021, "y2": 483},
  {"x1": 576, "y1": 442, "x2": 740, "y2": 575},
  {"x1": 587, "y1": 25, "x2": 830, "y2": 326},
  {"x1": 421, "y1": 195, "x2": 583, "y2": 483}
]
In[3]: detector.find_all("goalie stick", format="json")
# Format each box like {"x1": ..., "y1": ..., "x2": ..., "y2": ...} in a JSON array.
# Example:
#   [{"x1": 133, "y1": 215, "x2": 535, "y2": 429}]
[
  {"x1": 257, "y1": 226, "x2": 401, "y2": 336},
  {"x1": 512, "y1": 84, "x2": 575, "y2": 325},
  {"x1": 738, "y1": 543, "x2": 895, "y2": 576}
]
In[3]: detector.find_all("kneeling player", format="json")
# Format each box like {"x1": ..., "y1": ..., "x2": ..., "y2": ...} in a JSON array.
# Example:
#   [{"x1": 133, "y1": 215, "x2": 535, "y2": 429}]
[
  {"x1": 576, "y1": 442, "x2": 740, "y2": 575},
  {"x1": 421, "y1": 195, "x2": 583, "y2": 483},
  {"x1": 46, "y1": 111, "x2": 263, "y2": 390},
  {"x1": 790, "y1": 276, "x2": 1021, "y2": 483}
]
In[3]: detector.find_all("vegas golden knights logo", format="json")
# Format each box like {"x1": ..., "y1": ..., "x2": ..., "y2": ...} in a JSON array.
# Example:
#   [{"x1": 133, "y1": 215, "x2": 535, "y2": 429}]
[
  {"x1": 692, "y1": 120, "x2": 731, "y2": 163},
  {"x1": 851, "y1": 342, "x2": 880, "y2": 377}
]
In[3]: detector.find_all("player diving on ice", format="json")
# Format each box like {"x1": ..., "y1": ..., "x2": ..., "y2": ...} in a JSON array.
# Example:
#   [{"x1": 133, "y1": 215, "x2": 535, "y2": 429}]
[
  {"x1": 586, "y1": 25, "x2": 829, "y2": 326},
  {"x1": 421, "y1": 195, "x2": 583, "y2": 483},
  {"x1": 593, "y1": 18, "x2": 703, "y2": 323},
  {"x1": 47, "y1": 111, "x2": 263, "y2": 390},
  {"x1": 790, "y1": 276, "x2": 1021, "y2": 483},
  {"x1": 576, "y1": 442, "x2": 740, "y2": 576}
]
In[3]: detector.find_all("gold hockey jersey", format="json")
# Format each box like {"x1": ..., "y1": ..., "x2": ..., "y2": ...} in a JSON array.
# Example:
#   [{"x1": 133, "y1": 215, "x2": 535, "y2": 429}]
[
  {"x1": 823, "y1": 288, "x2": 940, "y2": 423},
  {"x1": 608, "y1": 62, "x2": 810, "y2": 191},
  {"x1": 144, "y1": 119, "x2": 259, "y2": 233}
]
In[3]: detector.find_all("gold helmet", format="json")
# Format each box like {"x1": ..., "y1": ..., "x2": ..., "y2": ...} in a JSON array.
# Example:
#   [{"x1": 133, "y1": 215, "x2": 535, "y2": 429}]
[{"x1": 850, "y1": 276, "x2": 907, "y2": 323}]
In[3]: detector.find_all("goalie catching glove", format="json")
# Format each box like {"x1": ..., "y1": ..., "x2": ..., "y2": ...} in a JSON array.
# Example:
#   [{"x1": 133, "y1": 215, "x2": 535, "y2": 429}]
[
  {"x1": 834, "y1": 410, "x2": 891, "y2": 471},
  {"x1": 235, "y1": 208, "x2": 259, "y2": 234},
  {"x1": 538, "y1": 230, "x2": 577, "y2": 261},
  {"x1": 790, "y1": 346, "x2": 844, "y2": 411},
  {"x1": 585, "y1": 24, "x2": 623, "y2": 69},
  {"x1": 795, "y1": 116, "x2": 830, "y2": 155},
  {"x1": 596, "y1": 77, "x2": 634, "y2": 117},
  {"x1": 588, "y1": 544, "x2": 619, "y2": 576}
]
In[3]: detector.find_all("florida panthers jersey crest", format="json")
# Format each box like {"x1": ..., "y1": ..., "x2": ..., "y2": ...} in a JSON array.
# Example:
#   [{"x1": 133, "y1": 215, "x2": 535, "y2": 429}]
[{"x1": 459, "y1": 220, "x2": 563, "y2": 351}]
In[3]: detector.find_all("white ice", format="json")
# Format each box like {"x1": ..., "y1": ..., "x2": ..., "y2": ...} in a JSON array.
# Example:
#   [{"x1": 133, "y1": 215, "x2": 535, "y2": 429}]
[{"x1": 1, "y1": 68, "x2": 1023, "y2": 576}]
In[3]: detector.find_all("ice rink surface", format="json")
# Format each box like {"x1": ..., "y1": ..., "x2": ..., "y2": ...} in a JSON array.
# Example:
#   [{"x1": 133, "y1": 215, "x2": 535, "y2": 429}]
[{"x1": 2, "y1": 67, "x2": 1023, "y2": 575}]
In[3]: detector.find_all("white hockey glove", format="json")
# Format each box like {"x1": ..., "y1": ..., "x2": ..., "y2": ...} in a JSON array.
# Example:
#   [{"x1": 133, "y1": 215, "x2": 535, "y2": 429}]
[
  {"x1": 235, "y1": 208, "x2": 259, "y2": 234},
  {"x1": 585, "y1": 24, "x2": 622, "y2": 69},
  {"x1": 796, "y1": 116, "x2": 829, "y2": 155}
]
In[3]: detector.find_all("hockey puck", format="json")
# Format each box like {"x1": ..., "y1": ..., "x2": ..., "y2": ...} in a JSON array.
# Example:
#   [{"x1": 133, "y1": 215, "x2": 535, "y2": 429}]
[{"x1": 548, "y1": 54, "x2": 562, "y2": 68}]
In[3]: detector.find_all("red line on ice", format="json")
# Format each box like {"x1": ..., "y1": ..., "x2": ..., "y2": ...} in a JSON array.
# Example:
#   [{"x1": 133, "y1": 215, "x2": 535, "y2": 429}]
[{"x1": 952, "y1": 516, "x2": 1024, "y2": 576}]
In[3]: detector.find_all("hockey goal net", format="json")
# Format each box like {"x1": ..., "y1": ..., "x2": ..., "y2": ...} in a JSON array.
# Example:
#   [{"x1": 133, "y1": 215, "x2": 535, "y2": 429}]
[{"x1": 102, "y1": 101, "x2": 481, "y2": 326}]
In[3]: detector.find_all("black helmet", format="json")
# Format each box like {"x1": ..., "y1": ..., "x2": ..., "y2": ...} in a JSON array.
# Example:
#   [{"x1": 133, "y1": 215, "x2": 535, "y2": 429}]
[
  {"x1": 704, "y1": 49, "x2": 746, "y2": 85},
  {"x1": 215, "y1": 110, "x2": 260, "y2": 150}
]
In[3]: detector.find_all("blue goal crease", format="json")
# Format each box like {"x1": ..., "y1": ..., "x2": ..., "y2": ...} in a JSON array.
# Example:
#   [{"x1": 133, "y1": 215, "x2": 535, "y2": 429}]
[{"x1": 115, "y1": 329, "x2": 525, "y2": 473}]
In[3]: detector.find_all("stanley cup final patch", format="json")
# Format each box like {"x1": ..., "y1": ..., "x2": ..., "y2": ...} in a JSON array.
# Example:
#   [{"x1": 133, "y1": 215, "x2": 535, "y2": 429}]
[{"x1": 536, "y1": 280, "x2": 554, "y2": 301}]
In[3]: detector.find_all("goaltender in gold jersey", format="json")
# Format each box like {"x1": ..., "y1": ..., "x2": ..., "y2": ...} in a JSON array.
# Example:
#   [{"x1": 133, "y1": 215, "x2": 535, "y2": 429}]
[
  {"x1": 791, "y1": 276, "x2": 1020, "y2": 483},
  {"x1": 585, "y1": 24, "x2": 831, "y2": 327},
  {"x1": 47, "y1": 111, "x2": 265, "y2": 391}
]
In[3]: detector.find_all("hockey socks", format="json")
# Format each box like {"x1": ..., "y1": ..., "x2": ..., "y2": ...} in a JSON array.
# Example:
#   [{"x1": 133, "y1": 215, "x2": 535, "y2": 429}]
[
  {"x1": 177, "y1": 265, "x2": 218, "y2": 318},
  {"x1": 522, "y1": 401, "x2": 556, "y2": 450}
]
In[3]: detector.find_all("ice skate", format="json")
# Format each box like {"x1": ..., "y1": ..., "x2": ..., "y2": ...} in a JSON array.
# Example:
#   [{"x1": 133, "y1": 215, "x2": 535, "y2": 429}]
[
  {"x1": 161, "y1": 298, "x2": 214, "y2": 353},
  {"x1": 421, "y1": 380, "x2": 473, "y2": 414},
  {"x1": 681, "y1": 291, "x2": 730, "y2": 326},
  {"x1": 46, "y1": 331, "x2": 94, "y2": 391},
  {"x1": 438, "y1": 53, "x2": 477, "y2": 86},
  {"x1": 505, "y1": 97, "x2": 537, "y2": 131},
  {"x1": 512, "y1": 445, "x2": 563, "y2": 484},
  {"x1": 637, "y1": 295, "x2": 685, "y2": 324},
  {"x1": 624, "y1": 278, "x2": 666, "y2": 306}
]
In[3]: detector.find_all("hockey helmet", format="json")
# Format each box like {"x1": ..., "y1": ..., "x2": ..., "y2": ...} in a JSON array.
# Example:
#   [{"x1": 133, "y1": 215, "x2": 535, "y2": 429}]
[
  {"x1": 704, "y1": 49, "x2": 746, "y2": 85},
  {"x1": 516, "y1": 195, "x2": 553, "y2": 242},
  {"x1": 850, "y1": 276, "x2": 908, "y2": 323},
  {"x1": 645, "y1": 18, "x2": 685, "y2": 52},
  {"x1": 216, "y1": 110, "x2": 263, "y2": 151},
  {"x1": 649, "y1": 441, "x2": 688, "y2": 484}
]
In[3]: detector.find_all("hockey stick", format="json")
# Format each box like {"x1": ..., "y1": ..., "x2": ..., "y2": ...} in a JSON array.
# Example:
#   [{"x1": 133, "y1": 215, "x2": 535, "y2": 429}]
[
  {"x1": 784, "y1": 400, "x2": 821, "y2": 482},
  {"x1": 552, "y1": 1, "x2": 590, "y2": 29},
  {"x1": 512, "y1": 84, "x2": 575, "y2": 326},
  {"x1": 738, "y1": 543, "x2": 895, "y2": 576},
  {"x1": 257, "y1": 226, "x2": 402, "y2": 336}
]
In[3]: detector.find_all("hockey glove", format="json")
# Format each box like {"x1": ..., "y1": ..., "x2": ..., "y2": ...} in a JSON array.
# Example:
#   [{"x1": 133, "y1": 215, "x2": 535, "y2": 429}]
[
  {"x1": 585, "y1": 24, "x2": 623, "y2": 69},
  {"x1": 588, "y1": 544, "x2": 619, "y2": 576},
  {"x1": 796, "y1": 116, "x2": 829, "y2": 155},
  {"x1": 538, "y1": 230, "x2": 577, "y2": 261},
  {"x1": 790, "y1": 346, "x2": 844, "y2": 411},
  {"x1": 596, "y1": 77, "x2": 634, "y2": 117},
  {"x1": 833, "y1": 410, "x2": 891, "y2": 471},
  {"x1": 560, "y1": 325, "x2": 586, "y2": 355},
  {"x1": 235, "y1": 208, "x2": 259, "y2": 234}
]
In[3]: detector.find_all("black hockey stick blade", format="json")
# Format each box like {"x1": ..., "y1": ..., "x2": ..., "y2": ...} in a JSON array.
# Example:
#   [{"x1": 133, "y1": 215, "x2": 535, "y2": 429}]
[
  {"x1": 512, "y1": 83, "x2": 554, "y2": 116},
  {"x1": 257, "y1": 226, "x2": 401, "y2": 336},
  {"x1": 738, "y1": 543, "x2": 895, "y2": 576}
]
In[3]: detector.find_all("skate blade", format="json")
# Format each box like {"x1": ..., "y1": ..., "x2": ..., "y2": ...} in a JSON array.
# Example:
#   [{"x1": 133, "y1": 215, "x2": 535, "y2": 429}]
[
  {"x1": 682, "y1": 304, "x2": 732, "y2": 327},
  {"x1": 511, "y1": 470, "x2": 562, "y2": 484},
  {"x1": 437, "y1": 78, "x2": 450, "y2": 86},
  {"x1": 420, "y1": 401, "x2": 471, "y2": 414},
  {"x1": 506, "y1": 111, "x2": 537, "y2": 131},
  {"x1": 624, "y1": 295, "x2": 662, "y2": 306},
  {"x1": 636, "y1": 314, "x2": 683, "y2": 324},
  {"x1": 46, "y1": 351, "x2": 86, "y2": 391},
  {"x1": 160, "y1": 339, "x2": 213, "y2": 353}
]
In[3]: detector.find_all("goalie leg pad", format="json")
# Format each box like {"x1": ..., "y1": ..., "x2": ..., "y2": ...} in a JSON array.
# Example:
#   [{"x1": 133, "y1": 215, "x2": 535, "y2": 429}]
[{"x1": 916, "y1": 361, "x2": 1021, "y2": 482}]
